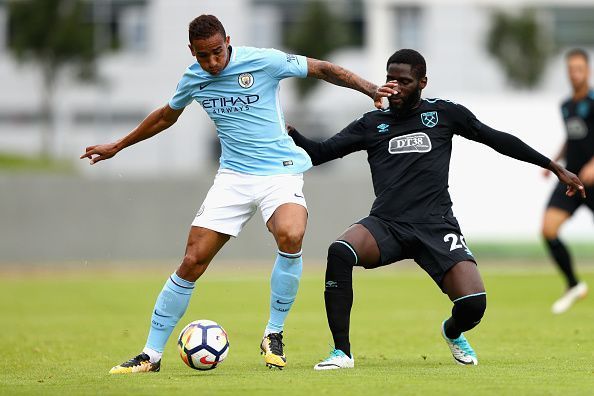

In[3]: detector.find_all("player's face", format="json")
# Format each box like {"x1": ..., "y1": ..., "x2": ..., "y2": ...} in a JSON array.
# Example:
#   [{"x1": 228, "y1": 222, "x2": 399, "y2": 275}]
[
  {"x1": 567, "y1": 55, "x2": 590, "y2": 91},
  {"x1": 189, "y1": 33, "x2": 231, "y2": 75},
  {"x1": 386, "y1": 63, "x2": 427, "y2": 112}
]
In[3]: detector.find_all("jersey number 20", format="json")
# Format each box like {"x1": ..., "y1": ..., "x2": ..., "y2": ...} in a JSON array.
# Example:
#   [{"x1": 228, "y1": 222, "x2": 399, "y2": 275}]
[{"x1": 443, "y1": 233, "x2": 468, "y2": 252}]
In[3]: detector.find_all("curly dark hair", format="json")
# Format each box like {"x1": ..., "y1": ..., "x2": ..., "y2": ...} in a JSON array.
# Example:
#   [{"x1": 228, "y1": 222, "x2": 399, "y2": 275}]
[
  {"x1": 386, "y1": 49, "x2": 426, "y2": 79},
  {"x1": 188, "y1": 15, "x2": 226, "y2": 42}
]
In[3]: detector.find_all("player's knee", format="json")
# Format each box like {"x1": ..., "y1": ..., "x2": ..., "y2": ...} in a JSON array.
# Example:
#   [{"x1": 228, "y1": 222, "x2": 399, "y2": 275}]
[
  {"x1": 328, "y1": 241, "x2": 358, "y2": 264},
  {"x1": 541, "y1": 226, "x2": 558, "y2": 240},
  {"x1": 325, "y1": 241, "x2": 356, "y2": 289},
  {"x1": 275, "y1": 227, "x2": 305, "y2": 252},
  {"x1": 453, "y1": 293, "x2": 487, "y2": 329},
  {"x1": 179, "y1": 253, "x2": 210, "y2": 281},
  {"x1": 541, "y1": 214, "x2": 561, "y2": 240},
  {"x1": 541, "y1": 221, "x2": 555, "y2": 239},
  {"x1": 182, "y1": 251, "x2": 208, "y2": 266},
  {"x1": 327, "y1": 241, "x2": 358, "y2": 268}
]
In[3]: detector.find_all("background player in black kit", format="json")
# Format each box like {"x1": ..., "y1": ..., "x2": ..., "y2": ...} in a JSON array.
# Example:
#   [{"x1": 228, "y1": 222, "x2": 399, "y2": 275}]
[
  {"x1": 288, "y1": 49, "x2": 585, "y2": 369},
  {"x1": 542, "y1": 49, "x2": 594, "y2": 314}
]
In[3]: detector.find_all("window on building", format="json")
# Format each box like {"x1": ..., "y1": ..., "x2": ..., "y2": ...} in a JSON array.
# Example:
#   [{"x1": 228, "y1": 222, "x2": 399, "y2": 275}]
[
  {"x1": 90, "y1": 0, "x2": 149, "y2": 53},
  {"x1": 4, "y1": 0, "x2": 148, "y2": 54},
  {"x1": 253, "y1": 0, "x2": 364, "y2": 49},
  {"x1": 392, "y1": 6, "x2": 422, "y2": 49},
  {"x1": 549, "y1": 7, "x2": 594, "y2": 46}
]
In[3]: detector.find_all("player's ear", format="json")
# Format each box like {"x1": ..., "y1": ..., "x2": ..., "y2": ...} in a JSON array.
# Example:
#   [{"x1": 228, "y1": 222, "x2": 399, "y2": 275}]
[
  {"x1": 188, "y1": 43, "x2": 196, "y2": 57},
  {"x1": 419, "y1": 76, "x2": 428, "y2": 90},
  {"x1": 225, "y1": 36, "x2": 231, "y2": 46}
]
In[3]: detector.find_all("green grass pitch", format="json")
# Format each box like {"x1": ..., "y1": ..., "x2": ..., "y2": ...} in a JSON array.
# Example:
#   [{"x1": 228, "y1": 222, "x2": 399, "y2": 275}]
[{"x1": 1, "y1": 262, "x2": 593, "y2": 395}]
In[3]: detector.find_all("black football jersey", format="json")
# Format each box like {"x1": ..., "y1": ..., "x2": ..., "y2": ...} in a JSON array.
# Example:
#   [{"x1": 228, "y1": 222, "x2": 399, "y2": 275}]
[
  {"x1": 291, "y1": 99, "x2": 550, "y2": 223},
  {"x1": 561, "y1": 90, "x2": 594, "y2": 173}
]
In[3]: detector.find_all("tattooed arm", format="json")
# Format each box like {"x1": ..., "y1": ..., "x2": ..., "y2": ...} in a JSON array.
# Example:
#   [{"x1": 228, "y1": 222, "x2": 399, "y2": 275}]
[{"x1": 307, "y1": 58, "x2": 393, "y2": 109}]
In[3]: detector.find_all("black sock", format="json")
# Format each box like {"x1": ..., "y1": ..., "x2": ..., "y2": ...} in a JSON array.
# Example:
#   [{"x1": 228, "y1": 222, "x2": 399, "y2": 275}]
[
  {"x1": 324, "y1": 241, "x2": 357, "y2": 358},
  {"x1": 444, "y1": 294, "x2": 487, "y2": 339},
  {"x1": 545, "y1": 238, "x2": 578, "y2": 288}
]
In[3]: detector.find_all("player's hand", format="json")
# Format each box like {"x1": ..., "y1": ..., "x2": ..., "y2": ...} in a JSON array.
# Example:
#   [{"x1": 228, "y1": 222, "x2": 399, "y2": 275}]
[
  {"x1": 578, "y1": 160, "x2": 594, "y2": 186},
  {"x1": 373, "y1": 81, "x2": 399, "y2": 109},
  {"x1": 549, "y1": 161, "x2": 586, "y2": 198},
  {"x1": 285, "y1": 124, "x2": 296, "y2": 136},
  {"x1": 80, "y1": 142, "x2": 120, "y2": 165}
]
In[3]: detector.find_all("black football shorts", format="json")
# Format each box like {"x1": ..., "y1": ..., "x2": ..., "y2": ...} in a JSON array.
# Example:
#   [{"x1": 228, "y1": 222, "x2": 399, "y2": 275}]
[
  {"x1": 547, "y1": 181, "x2": 594, "y2": 216},
  {"x1": 357, "y1": 213, "x2": 476, "y2": 291}
]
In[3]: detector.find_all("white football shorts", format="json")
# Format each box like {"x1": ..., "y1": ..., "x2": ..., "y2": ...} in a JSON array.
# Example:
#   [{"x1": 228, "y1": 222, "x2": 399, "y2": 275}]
[{"x1": 192, "y1": 169, "x2": 307, "y2": 237}]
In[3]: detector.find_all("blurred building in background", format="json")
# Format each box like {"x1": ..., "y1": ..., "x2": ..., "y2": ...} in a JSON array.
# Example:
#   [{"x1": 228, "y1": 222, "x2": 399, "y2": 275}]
[
  {"x1": 1, "y1": 0, "x2": 593, "y2": 261},
  {"x1": 2, "y1": 0, "x2": 594, "y2": 172}
]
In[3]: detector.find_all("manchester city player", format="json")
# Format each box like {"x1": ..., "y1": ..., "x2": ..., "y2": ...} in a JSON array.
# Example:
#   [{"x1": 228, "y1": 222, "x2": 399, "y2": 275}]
[
  {"x1": 287, "y1": 49, "x2": 585, "y2": 369},
  {"x1": 542, "y1": 48, "x2": 594, "y2": 314},
  {"x1": 81, "y1": 15, "x2": 386, "y2": 373}
]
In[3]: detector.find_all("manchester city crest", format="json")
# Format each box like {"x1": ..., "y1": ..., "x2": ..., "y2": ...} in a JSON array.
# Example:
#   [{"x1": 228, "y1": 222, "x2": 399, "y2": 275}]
[
  {"x1": 238, "y1": 73, "x2": 254, "y2": 88},
  {"x1": 421, "y1": 111, "x2": 438, "y2": 128}
]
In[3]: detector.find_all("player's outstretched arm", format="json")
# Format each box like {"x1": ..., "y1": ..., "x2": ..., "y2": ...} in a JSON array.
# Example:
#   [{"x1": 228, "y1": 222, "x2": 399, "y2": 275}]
[
  {"x1": 306, "y1": 58, "x2": 395, "y2": 109},
  {"x1": 469, "y1": 125, "x2": 586, "y2": 198},
  {"x1": 287, "y1": 125, "x2": 333, "y2": 165},
  {"x1": 287, "y1": 124, "x2": 363, "y2": 166},
  {"x1": 80, "y1": 105, "x2": 184, "y2": 165}
]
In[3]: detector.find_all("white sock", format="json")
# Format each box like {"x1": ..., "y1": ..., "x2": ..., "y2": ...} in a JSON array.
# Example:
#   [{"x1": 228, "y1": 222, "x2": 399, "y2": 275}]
[
  {"x1": 142, "y1": 347, "x2": 163, "y2": 363},
  {"x1": 264, "y1": 328, "x2": 276, "y2": 337}
]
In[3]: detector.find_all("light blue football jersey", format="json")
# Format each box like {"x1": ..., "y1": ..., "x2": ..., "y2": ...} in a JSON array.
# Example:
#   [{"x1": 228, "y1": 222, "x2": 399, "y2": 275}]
[{"x1": 169, "y1": 46, "x2": 312, "y2": 175}]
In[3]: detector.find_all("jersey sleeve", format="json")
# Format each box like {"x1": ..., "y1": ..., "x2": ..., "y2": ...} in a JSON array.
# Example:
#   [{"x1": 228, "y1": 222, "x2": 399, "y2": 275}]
[
  {"x1": 263, "y1": 48, "x2": 308, "y2": 80},
  {"x1": 449, "y1": 102, "x2": 551, "y2": 168},
  {"x1": 289, "y1": 117, "x2": 368, "y2": 165},
  {"x1": 447, "y1": 102, "x2": 484, "y2": 140},
  {"x1": 168, "y1": 71, "x2": 194, "y2": 110}
]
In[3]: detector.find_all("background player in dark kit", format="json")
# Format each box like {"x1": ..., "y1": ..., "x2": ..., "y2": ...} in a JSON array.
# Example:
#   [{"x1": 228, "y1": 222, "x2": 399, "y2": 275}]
[
  {"x1": 288, "y1": 49, "x2": 585, "y2": 369},
  {"x1": 542, "y1": 48, "x2": 594, "y2": 314}
]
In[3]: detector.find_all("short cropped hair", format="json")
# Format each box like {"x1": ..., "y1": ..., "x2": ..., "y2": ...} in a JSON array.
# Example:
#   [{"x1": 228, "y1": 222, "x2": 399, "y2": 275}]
[
  {"x1": 566, "y1": 48, "x2": 589, "y2": 64},
  {"x1": 189, "y1": 15, "x2": 226, "y2": 42},
  {"x1": 386, "y1": 49, "x2": 426, "y2": 79}
]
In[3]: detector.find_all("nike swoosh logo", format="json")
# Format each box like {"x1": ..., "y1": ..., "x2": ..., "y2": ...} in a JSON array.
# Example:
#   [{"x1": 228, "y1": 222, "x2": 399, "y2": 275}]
[
  {"x1": 454, "y1": 356, "x2": 475, "y2": 365},
  {"x1": 199, "y1": 82, "x2": 212, "y2": 90},
  {"x1": 275, "y1": 299, "x2": 294, "y2": 305},
  {"x1": 199, "y1": 356, "x2": 218, "y2": 365},
  {"x1": 153, "y1": 310, "x2": 168, "y2": 318},
  {"x1": 294, "y1": 193, "x2": 304, "y2": 198}
]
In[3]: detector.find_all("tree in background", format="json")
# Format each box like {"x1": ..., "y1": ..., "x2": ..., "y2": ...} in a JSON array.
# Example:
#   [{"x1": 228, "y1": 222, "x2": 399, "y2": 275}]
[
  {"x1": 285, "y1": 0, "x2": 357, "y2": 97},
  {"x1": 7, "y1": 0, "x2": 99, "y2": 158},
  {"x1": 487, "y1": 9, "x2": 555, "y2": 89}
]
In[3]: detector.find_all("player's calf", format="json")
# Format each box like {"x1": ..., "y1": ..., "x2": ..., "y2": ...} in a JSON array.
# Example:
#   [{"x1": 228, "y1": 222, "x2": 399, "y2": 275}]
[
  {"x1": 324, "y1": 240, "x2": 357, "y2": 358},
  {"x1": 444, "y1": 292, "x2": 487, "y2": 336},
  {"x1": 442, "y1": 293, "x2": 486, "y2": 365}
]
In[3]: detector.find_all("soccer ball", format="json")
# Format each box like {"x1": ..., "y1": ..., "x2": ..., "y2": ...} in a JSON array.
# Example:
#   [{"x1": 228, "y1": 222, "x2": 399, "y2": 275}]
[{"x1": 177, "y1": 319, "x2": 229, "y2": 370}]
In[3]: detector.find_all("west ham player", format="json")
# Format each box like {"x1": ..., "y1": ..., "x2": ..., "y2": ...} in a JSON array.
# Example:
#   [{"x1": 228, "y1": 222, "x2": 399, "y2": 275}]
[
  {"x1": 288, "y1": 49, "x2": 585, "y2": 369},
  {"x1": 542, "y1": 48, "x2": 594, "y2": 314},
  {"x1": 81, "y1": 15, "x2": 386, "y2": 372}
]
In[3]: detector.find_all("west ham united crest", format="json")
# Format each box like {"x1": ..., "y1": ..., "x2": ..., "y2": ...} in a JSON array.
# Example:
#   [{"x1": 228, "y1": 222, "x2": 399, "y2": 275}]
[
  {"x1": 421, "y1": 111, "x2": 438, "y2": 128},
  {"x1": 238, "y1": 73, "x2": 254, "y2": 88}
]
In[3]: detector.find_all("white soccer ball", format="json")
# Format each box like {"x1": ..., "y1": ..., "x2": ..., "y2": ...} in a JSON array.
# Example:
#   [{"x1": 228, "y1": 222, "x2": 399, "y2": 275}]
[{"x1": 177, "y1": 319, "x2": 229, "y2": 370}]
